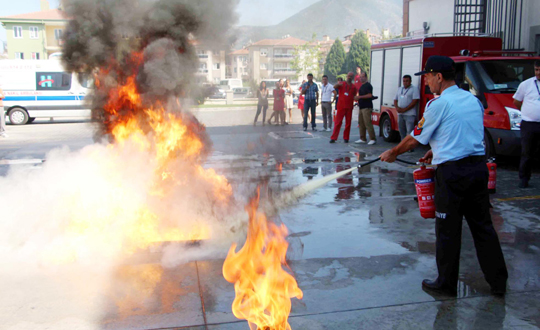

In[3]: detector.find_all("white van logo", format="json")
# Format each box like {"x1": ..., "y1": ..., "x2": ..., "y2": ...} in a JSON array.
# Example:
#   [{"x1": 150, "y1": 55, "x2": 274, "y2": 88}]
[{"x1": 39, "y1": 75, "x2": 54, "y2": 88}]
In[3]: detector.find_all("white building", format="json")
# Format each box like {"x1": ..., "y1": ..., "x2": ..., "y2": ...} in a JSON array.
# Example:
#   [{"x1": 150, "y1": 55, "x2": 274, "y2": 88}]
[
  {"x1": 403, "y1": 0, "x2": 540, "y2": 53},
  {"x1": 193, "y1": 42, "x2": 227, "y2": 84},
  {"x1": 228, "y1": 48, "x2": 249, "y2": 80},
  {"x1": 246, "y1": 36, "x2": 307, "y2": 82}
]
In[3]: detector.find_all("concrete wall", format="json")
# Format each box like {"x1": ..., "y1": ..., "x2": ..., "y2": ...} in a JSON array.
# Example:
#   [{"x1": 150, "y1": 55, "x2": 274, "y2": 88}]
[
  {"x1": 408, "y1": 0, "x2": 454, "y2": 34},
  {"x1": 522, "y1": 0, "x2": 540, "y2": 52},
  {"x1": 4, "y1": 22, "x2": 46, "y2": 59}
]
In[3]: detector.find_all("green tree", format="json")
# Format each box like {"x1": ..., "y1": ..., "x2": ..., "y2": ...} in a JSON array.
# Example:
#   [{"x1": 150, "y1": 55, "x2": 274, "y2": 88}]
[
  {"x1": 343, "y1": 30, "x2": 371, "y2": 75},
  {"x1": 324, "y1": 38, "x2": 346, "y2": 82},
  {"x1": 290, "y1": 34, "x2": 323, "y2": 80}
]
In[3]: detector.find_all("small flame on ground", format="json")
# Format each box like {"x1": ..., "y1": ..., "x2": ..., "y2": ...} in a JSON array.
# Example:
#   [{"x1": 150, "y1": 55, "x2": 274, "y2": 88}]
[{"x1": 222, "y1": 189, "x2": 303, "y2": 330}]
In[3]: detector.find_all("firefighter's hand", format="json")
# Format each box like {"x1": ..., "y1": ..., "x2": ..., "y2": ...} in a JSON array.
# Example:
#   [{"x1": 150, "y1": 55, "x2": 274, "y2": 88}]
[
  {"x1": 419, "y1": 150, "x2": 433, "y2": 164},
  {"x1": 380, "y1": 149, "x2": 397, "y2": 163}
]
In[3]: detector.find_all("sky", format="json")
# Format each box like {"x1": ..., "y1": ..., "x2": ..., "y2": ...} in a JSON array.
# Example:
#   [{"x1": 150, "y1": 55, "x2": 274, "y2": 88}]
[{"x1": 0, "y1": 0, "x2": 318, "y2": 42}]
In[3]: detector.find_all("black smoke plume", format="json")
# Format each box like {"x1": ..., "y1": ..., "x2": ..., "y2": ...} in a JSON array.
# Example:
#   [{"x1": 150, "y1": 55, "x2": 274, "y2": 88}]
[{"x1": 60, "y1": 0, "x2": 238, "y2": 139}]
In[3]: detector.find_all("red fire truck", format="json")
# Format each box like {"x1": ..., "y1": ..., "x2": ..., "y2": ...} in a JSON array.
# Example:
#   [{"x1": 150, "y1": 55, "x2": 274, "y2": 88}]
[{"x1": 370, "y1": 34, "x2": 540, "y2": 157}]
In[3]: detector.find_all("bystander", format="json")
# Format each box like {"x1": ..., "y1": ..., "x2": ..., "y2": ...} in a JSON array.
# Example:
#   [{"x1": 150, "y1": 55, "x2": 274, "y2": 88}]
[{"x1": 513, "y1": 60, "x2": 540, "y2": 188}]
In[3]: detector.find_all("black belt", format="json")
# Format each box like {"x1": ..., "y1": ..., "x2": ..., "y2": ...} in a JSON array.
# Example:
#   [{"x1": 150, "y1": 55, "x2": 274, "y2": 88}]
[
  {"x1": 439, "y1": 155, "x2": 485, "y2": 167},
  {"x1": 322, "y1": 101, "x2": 331, "y2": 103}
]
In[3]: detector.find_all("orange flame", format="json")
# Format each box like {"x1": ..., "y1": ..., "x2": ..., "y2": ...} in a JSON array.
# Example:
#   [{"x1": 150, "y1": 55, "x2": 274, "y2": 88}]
[
  {"x1": 222, "y1": 190, "x2": 303, "y2": 330},
  {"x1": 46, "y1": 52, "x2": 233, "y2": 262}
]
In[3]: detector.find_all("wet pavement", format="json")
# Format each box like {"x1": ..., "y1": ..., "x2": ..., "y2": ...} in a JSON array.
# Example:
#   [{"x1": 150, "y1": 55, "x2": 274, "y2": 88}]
[{"x1": 1, "y1": 114, "x2": 540, "y2": 329}]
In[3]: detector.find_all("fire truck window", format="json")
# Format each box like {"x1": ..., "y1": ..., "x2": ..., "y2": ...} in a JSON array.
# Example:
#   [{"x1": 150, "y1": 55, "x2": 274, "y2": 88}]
[
  {"x1": 465, "y1": 64, "x2": 480, "y2": 96},
  {"x1": 455, "y1": 63, "x2": 465, "y2": 87},
  {"x1": 475, "y1": 60, "x2": 534, "y2": 92}
]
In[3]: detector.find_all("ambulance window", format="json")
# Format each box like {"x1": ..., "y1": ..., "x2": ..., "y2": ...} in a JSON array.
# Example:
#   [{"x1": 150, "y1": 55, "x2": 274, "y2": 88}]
[
  {"x1": 36, "y1": 72, "x2": 72, "y2": 91},
  {"x1": 80, "y1": 74, "x2": 95, "y2": 89}
]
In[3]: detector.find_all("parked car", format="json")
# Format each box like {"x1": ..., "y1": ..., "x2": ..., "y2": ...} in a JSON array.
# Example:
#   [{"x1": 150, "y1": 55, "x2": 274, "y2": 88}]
[
  {"x1": 233, "y1": 87, "x2": 254, "y2": 98},
  {"x1": 208, "y1": 87, "x2": 226, "y2": 99},
  {"x1": 219, "y1": 79, "x2": 243, "y2": 91}
]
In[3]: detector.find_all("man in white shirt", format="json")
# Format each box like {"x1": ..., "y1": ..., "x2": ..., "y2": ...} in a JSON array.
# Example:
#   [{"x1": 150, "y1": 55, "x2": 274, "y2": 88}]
[
  {"x1": 320, "y1": 75, "x2": 334, "y2": 131},
  {"x1": 513, "y1": 60, "x2": 540, "y2": 188},
  {"x1": 394, "y1": 75, "x2": 420, "y2": 142}
]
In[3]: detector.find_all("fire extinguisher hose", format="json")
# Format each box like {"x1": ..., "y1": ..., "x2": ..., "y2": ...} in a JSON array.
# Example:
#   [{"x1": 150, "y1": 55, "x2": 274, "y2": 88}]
[
  {"x1": 395, "y1": 158, "x2": 419, "y2": 166},
  {"x1": 355, "y1": 157, "x2": 420, "y2": 169}
]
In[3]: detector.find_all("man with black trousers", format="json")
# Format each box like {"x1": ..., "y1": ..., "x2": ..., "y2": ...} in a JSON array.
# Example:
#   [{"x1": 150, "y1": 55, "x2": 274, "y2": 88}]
[
  {"x1": 379, "y1": 56, "x2": 508, "y2": 296},
  {"x1": 301, "y1": 73, "x2": 319, "y2": 131},
  {"x1": 513, "y1": 60, "x2": 540, "y2": 188}
]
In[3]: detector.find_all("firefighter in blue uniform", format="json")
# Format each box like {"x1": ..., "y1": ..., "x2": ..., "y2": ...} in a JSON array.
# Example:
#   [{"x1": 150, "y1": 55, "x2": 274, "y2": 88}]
[{"x1": 380, "y1": 56, "x2": 508, "y2": 296}]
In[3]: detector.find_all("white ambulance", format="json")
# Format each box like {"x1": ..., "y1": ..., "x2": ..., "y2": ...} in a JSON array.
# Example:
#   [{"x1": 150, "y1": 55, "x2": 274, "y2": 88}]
[{"x1": 0, "y1": 59, "x2": 92, "y2": 125}]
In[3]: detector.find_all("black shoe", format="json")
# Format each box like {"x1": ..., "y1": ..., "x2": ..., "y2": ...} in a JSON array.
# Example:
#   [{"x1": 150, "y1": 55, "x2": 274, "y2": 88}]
[
  {"x1": 329, "y1": 140, "x2": 336, "y2": 144},
  {"x1": 303, "y1": 127, "x2": 307, "y2": 131},
  {"x1": 519, "y1": 179, "x2": 529, "y2": 188},
  {"x1": 344, "y1": 140, "x2": 349, "y2": 143},
  {"x1": 312, "y1": 127, "x2": 317, "y2": 131},
  {"x1": 422, "y1": 279, "x2": 457, "y2": 296}
]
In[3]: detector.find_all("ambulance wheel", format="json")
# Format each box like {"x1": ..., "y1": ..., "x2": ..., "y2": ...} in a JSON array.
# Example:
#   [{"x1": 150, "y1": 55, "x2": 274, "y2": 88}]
[
  {"x1": 8, "y1": 108, "x2": 29, "y2": 125},
  {"x1": 484, "y1": 129, "x2": 495, "y2": 159},
  {"x1": 28, "y1": 117, "x2": 36, "y2": 124},
  {"x1": 381, "y1": 115, "x2": 399, "y2": 142}
]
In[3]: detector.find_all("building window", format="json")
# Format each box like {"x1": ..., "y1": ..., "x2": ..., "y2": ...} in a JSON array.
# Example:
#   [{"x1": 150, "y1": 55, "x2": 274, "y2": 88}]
[
  {"x1": 260, "y1": 63, "x2": 268, "y2": 70},
  {"x1": 36, "y1": 72, "x2": 72, "y2": 90},
  {"x1": 15, "y1": 52, "x2": 24, "y2": 59},
  {"x1": 54, "y1": 29, "x2": 63, "y2": 40},
  {"x1": 213, "y1": 63, "x2": 220, "y2": 70},
  {"x1": 197, "y1": 50, "x2": 208, "y2": 59},
  {"x1": 31, "y1": 52, "x2": 40, "y2": 60},
  {"x1": 260, "y1": 48, "x2": 268, "y2": 56},
  {"x1": 199, "y1": 63, "x2": 208, "y2": 73},
  {"x1": 13, "y1": 26, "x2": 23, "y2": 39},
  {"x1": 234, "y1": 68, "x2": 237, "y2": 73},
  {"x1": 29, "y1": 26, "x2": 39, "y2": 39}
]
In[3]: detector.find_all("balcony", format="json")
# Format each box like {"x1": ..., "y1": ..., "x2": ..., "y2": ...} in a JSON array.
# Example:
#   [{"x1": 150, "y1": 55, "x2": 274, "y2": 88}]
[
  {"x1": 198, "y1": 54, "x2": 209, "y2": 59},
  {"x1": 197, "y1": 69, "x2": 209, "y2": 74},
  {"x1": 273, "y1": 54, "x2": 294, "y2": 61},
  {"x1": 273, "y1": 69, "x2": 296, "y2": 75}
]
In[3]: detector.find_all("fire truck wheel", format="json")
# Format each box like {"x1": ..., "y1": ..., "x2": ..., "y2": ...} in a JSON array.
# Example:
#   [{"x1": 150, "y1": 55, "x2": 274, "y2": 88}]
[
  {"x1": 484, "y1": 129, "x2": 495, "y2": 159},
  {"x1": 381, "y1": 115, "x2": 399, "y2": 142},
  {"x1": 8, "y1": 108, "x2": 29, "y2": 125}
]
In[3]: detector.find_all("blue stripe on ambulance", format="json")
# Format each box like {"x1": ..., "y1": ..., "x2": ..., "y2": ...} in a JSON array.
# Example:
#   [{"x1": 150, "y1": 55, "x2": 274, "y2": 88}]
[{"x1": 4, "y1": 96, "x2": 81, "y2": 101}]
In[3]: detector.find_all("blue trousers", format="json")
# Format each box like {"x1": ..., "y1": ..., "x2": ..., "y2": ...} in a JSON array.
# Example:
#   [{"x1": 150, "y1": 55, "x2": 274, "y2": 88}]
[{"x1": 303, "y1": 99, "x2": 316, "y2": 129}]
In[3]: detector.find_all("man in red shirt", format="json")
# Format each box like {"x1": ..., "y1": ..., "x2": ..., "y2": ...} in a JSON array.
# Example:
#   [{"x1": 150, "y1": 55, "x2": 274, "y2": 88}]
[{"x1": 330, "y1": 72, "x2": 357, "y2": 143}]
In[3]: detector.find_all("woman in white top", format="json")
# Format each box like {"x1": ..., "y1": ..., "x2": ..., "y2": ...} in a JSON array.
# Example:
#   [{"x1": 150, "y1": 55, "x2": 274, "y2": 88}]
[{"x1": 284, "y1": 79, "x2": 294, "y2": 123}]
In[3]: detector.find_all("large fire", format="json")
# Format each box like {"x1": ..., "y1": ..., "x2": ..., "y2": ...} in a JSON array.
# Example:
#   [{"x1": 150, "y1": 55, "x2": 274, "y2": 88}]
[{"x1": 223, "y1": 190, "x2": 303, "y2": 330}]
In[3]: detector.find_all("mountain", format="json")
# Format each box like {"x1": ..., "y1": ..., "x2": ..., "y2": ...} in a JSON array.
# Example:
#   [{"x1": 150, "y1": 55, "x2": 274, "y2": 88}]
[{"x1": 234, "y1": 0, "x2": 402, "y2": 48}]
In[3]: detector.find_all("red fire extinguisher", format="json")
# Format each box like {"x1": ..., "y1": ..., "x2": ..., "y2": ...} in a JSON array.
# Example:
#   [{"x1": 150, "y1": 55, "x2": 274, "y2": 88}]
[
  {"x1": 487, "y1": 158, "x2": 497, "y2": 194},
  {"x1": 414, "y1": 164, "x2": 436, "y2": 219}
]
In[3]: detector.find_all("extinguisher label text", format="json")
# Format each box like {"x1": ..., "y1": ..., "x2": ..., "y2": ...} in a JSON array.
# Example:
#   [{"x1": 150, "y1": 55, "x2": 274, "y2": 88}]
[
  {"x1": 436, "y1": 212, "x2": 447, "y2": 219},
  {"x1": 415, "y1": 178, "x2": 433, "y2": 184}
]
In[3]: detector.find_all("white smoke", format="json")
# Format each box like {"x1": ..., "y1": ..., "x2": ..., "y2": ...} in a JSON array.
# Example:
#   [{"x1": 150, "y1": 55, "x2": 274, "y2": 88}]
[{"x1": 0, "y1": 141, "x2": 247, "y2": 276}]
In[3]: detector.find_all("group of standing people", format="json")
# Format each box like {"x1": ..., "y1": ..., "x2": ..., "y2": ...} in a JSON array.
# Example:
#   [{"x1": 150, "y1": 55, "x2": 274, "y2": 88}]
[
  {"x1": 254, "y1": 79, "x2": 295, "y2": 126},
  {"x1": 330, "y1": 66, "x2": 377, "y2": 145}
]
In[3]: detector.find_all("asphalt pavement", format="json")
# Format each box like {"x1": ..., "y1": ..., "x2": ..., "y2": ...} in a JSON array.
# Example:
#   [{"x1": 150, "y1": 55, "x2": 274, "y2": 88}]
[{"x1": 1, "y1": 107, "x2": 539, "y2": 330}]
